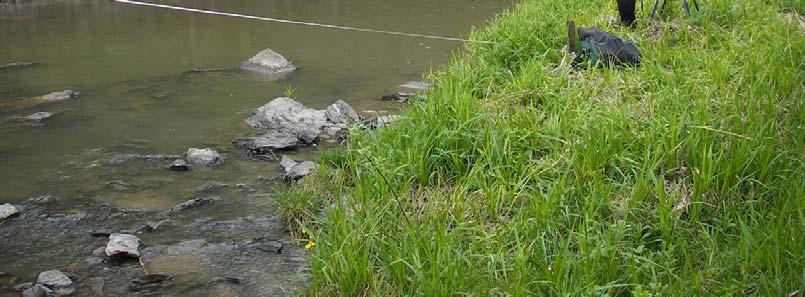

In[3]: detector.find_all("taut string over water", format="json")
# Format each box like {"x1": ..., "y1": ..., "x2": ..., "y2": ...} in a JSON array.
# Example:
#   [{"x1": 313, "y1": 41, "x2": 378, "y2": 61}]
[{"x1": 111, "y1": 0, "x2": 496, "y2": 44}]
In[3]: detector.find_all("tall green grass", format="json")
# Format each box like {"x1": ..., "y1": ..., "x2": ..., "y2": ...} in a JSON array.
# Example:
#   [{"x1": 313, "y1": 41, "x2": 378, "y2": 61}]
[{"x1": 280, "y1": 0, "x2": 803, "y2": 295}]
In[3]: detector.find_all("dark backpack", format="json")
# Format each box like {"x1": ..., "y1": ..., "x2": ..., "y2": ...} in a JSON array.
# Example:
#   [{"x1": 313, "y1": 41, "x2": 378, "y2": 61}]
[{"x1": 575, "y1": 27, "x2": 642, "y2": 67}]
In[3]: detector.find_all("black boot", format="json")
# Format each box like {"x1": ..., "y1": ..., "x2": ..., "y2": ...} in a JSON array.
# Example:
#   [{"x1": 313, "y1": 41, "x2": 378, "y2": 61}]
[{"x1": 616, "y1": 0, "x2": 637, "y2": 26}]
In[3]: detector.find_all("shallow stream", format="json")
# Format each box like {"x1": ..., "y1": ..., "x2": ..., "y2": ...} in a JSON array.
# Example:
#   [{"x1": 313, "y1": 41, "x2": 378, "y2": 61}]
[{"x1": 0, "y1": 0, "x2": 512, "y2": 295}]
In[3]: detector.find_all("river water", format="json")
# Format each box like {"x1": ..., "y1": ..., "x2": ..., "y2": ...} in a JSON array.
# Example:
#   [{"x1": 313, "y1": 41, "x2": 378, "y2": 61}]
[{"x1": 0, "y1": 0, "x2": 511, "y2": 295}]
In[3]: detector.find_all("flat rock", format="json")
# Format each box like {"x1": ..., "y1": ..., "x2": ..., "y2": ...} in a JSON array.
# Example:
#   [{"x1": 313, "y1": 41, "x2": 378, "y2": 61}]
[
  {"x1": 23, "y1": 112, "x2": 53, "y2": 122},
  {"x1": 186, "y1": 148, "x2": 224, "y2": 167},
  {"x1": 166, "y1": 196, "x2": 222, "y2": 215},
  {"x1": 0, "y1": 203, "x2": 19, "y2": 220},
  {"x1": 233, "y1": 131, "x2": 299, "y2": 153},
  {"x1": 105, "y1": 233, "x2": 140, "y2": 258},
  {"x1": 280, "y1": 155, "x2": 316, "y2": 180},
  {"x1": 240, "y1": 48, "x2": 296, "y2": 75},
  {"x1": 39, "y1": 90, "x2": 78, "y2": 101}
]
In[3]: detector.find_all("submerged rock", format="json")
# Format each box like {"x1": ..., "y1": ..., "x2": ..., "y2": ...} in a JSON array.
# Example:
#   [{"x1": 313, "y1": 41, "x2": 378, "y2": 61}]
[
  {"x1": 105, "y1": 233, "x2": 140, "y2": 258},
  {"x1": 0, "y1": 203, "x2": 19, "y2": 220},
  {"x1": 185, "y1": 148, "x2": 224, "y2": 167},
  {"x1": 39, "y1": 90, "x2": 79, "y2": 102},
  {"x1": 400, "y1": 81, "x2": 430, "y2": 91},
  {"x1": 166, "y1": 196, "x2": 222, "y2": 216},
  {"x1": 22, "y1": 112, "x2": 53, "y2": 122},
  {"x1": 370, "y1": 115, "x2": 402, "y2": 128},
  {"x1": 380, "y1": 92, "x2": 415, "y2": 103},
  {"x1": 240, "y1": 48, "x2": 296, "y2": 75},
  {"x1": 129, "y1": 274, "x2": 173, "y2": 292},
  {"x1": 280, "y1": 155, "x2": 317, "y2": 180},
  {"x1": 0, "y1": 61, "x2": 35, "y2": 70},
  {"x1": 36, "y1": 270, "x2": 75, "y2": 296}
]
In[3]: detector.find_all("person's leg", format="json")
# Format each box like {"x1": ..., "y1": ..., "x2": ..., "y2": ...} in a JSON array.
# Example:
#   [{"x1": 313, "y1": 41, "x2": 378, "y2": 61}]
[{"x1": 617, "y1": 0, "x2": 637, "y2": 26}]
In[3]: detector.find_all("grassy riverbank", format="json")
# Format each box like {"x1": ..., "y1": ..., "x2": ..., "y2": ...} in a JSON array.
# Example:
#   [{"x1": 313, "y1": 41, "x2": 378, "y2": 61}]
[{"x1": 280, "y1": 0, "x2": 803, "y2": 295}]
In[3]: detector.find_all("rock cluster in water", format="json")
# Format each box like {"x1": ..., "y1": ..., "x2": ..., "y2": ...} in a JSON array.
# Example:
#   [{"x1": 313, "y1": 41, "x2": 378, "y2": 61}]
[{"x1": 234, "y1": 97, "x2": 360, "y2": 161}]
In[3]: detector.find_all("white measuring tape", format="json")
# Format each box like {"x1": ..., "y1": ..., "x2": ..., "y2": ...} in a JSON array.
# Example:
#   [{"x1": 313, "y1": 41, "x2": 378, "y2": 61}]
[{"x1": 112, "y1": 0, "x2": 494, "y2": 44}]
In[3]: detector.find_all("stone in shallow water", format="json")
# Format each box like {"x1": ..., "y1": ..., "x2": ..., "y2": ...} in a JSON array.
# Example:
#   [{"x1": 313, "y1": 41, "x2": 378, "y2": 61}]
[
  {"x1": 105, "y1": 233, "x2": 141, "y2": 258},
  {"x1": 399, "y1": 81, "x2": 430, "y2": 90},
  {"x1": 0, "y1": 203, "x2": 19, "y2": 220},
  {"x1": 23, "y1": 112, "x2": 53, "y2": 122},
  {"x1": 279, "y1": 155, "x2": 317, "y2": 180},
  {"x1": 240, "y1": 48, "x2": 296, "y2": 74},
  {"x1": 39, "y1": 90, "x2": 79, "y2": 101},
  {"x1": 186, "y1": 148, "x2": 224, "y2": 167},
  {"x1": 36, "y1": 270, "x2": 74, "y2": 295},
  {"x1": 245, "y1": 97, "x2": 327, "y2": 143},
  {"x1": 129, "y1": 274, "x2": 173, "y2": 292},
  {"x1": 166, "y1": 196, "x2": 222, "y2": 216},
  {"x1": 22, "y1": 284, "x2": 53, "y2": 297},
  {"x1": 233, "y1": 132, "x2": 299, "y2": 152},
  {"x1": 325, "y1": 99, "x2": 360, "y2": 125}
]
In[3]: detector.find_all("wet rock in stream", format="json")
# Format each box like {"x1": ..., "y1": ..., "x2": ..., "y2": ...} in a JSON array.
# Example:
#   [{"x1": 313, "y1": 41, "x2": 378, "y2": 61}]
[
  {"x1": 280, "y1": 155, "x2": 317, "y2": 180},
  {"x1": 0, "y1": 203, "x2": 19, "y2": 220},
  {"x1": 0, "y1": 61, "x2": 35, "y2": 70},
  {"x1": 167, "y1": 159, "x2": 190, "y2": 171},
  {"x1": 105, "y1": 233, "x2": 140, "y2": 258},
  {"x1": 39, "y1": 90, "x2": 79, "y2": 102},
  {"x1": 36, "y1": 269, "x2": 75, "y2": 296},
  {"x1": 400, "y1": 80, "x2": 430, "y2": 91},
  {"x1": 185, "y1": 148, "x2": 224, "y2": 167},
  {"x1": 165, "y1": 196, "x2": 222, "y2": 216},
  {"x1": 129, "y1": 274, "x2": 173, "y2": 292},
  {"x1": 240, "y1": 48, "x2": 296, "y2": 75}
]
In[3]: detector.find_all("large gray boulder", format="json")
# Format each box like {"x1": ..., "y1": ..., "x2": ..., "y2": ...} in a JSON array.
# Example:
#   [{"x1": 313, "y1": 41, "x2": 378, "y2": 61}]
[
  {"x1": 186, "y1": 148, "x2": 224, "y2": 167},
  {"x1": 105, "y1": 233, "x2": 141, "y2": 258},
  {"x1": 36, "y1": 270, "x2": 75, "y2": 296},
  {"x1": 240, "y1": 49, "x2": 296, "y2": 74},
  {"x1": 245, "y1": 97, "x2": 328, "y2": 144},
  {"x1": 0, "y1": 203, "x2": 19, "y2": 220}
]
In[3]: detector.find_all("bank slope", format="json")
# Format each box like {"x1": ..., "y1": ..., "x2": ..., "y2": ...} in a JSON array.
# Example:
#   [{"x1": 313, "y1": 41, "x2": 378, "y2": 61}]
[{"x1": 284, "y1": 0, "x2": 804, "y2": 295}]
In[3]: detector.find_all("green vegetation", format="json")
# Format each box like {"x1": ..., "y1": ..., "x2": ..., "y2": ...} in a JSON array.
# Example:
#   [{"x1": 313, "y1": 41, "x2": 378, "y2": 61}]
[{"x1": 280, "y1": 0, "x2": 803, "y2": 295}]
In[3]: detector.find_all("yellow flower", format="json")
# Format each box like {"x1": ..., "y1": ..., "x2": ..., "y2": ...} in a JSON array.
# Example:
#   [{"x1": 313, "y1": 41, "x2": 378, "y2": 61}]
[{"x1": 305, "y1": 240, "x2": 316, "y2": 250}]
